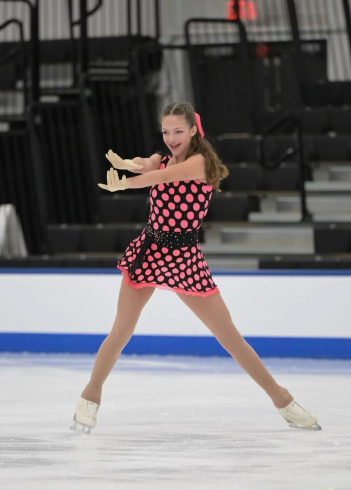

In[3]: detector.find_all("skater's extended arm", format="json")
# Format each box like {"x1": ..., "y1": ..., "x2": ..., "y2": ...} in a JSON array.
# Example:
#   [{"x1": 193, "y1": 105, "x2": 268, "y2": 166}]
[
  {"x1": 105, "y1": 150, "x2": 162, "y2": 174},
  {"x1": 98, "y1": 154, "x2": 206, "y2": 192},
  {"x1": 130, "y1": 154, "x2": 163, "y2": 174},
  {"x1": 128, "y1": 154, "x2": 206, "y2": 188}
]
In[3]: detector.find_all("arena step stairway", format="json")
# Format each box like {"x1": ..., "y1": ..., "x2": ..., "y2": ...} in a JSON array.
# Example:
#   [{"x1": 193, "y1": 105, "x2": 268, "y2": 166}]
[
  {"x1": 312, "y1": 164, "x2": 351, "y2": 181},
  {"x1": 249, "y1": 195, "x2": 351, "y2": 223},
  {"x1": 305, "y1": 182, "x2": 351, "y2": 193},
  {"x1": 248, "y1": 212, "x2": 303, "y2": 223},
  {"x1": 249, "y1": 212, "x2": 351, "y2": 223},
  {"x1": 201, "y1": 224, "x2": 314, "y2": 255},
  {"x1": 327, "y1": 166, "x2": 351, "y2": 181},
  {"x1": 266, "y1": 196, "x2": 351, "y2": 214},
  {"x1": 249, "y1": 163, "x2": 351, "y2": 223},
  {"x1": 203, "y1": 223, "x2": 351, "y2": 256}
]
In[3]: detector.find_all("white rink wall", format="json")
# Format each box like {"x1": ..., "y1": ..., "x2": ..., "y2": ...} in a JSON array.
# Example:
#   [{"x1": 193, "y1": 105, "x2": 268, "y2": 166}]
[{"x1": 0, "y1": 270, "x2": 350, "y2": 358}]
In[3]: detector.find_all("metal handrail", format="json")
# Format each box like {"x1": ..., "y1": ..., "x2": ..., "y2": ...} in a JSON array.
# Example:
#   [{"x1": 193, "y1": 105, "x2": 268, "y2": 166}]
[
  {"x1": 70, "y1": 0, "x2": 103, "y2": 26},
  {"x1": 0, "y1": 18, "x2": 28, "y2": 107},
  {"x1": 0, "y1": 17, "x2": 23, "y2": 35},
  {"x1": 0, "y1": 0, "x2": 39, "y2": 102},
  {"x1": 258, "y1": 114, "x2": 311, "y2": 222},
  {"x1": 342, "y1": 0, "x2": 351, "y2": 58}
]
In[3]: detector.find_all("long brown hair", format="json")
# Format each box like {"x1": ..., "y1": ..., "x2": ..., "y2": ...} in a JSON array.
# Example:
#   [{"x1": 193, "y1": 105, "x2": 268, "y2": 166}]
[{"x1": 161, "y1": 102, "x2": 228, "y2": 192}]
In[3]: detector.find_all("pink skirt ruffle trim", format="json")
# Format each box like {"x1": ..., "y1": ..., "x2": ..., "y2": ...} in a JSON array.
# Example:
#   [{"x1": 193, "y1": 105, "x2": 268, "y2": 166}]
[{"x1": 117, "y1": 265, "x2": 220, "y2": 297}]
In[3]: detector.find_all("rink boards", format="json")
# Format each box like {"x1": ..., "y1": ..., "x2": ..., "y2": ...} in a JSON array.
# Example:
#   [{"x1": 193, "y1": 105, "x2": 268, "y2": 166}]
[{"x1": 0, "y1": 269, "x2": 350, "y2": 359}]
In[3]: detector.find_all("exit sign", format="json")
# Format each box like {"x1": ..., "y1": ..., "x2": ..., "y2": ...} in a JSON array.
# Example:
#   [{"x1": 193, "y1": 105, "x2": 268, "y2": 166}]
[{"x1": 227, "y1": 1, "x2": 258, "y2": 21}]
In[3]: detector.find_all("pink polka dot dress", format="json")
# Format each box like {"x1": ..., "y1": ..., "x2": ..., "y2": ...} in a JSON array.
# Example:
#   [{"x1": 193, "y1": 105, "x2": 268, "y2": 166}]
[{"x1": 117, "y1": 155, "x2": 219, "y2": 297}]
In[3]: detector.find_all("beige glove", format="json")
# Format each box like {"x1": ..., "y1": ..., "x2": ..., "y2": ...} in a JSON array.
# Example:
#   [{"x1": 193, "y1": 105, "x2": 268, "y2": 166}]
[
  {"x1": 105, "y1": 150, "x2": 143, "y2": 171},
  {"x1": 98, "y1": 168, "x2": 130, "y2": 192}
]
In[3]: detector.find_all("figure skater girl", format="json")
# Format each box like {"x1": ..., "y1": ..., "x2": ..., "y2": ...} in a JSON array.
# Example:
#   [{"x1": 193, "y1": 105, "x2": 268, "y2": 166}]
[{"x1": 71, "y1": 102, "x2": 320, "y2": 434}]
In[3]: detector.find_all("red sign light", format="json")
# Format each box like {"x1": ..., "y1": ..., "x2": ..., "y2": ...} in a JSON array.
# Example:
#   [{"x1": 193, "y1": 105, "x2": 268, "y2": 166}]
[{"x1": 227, "y1": 1, "x2": 257, "y2": 21}]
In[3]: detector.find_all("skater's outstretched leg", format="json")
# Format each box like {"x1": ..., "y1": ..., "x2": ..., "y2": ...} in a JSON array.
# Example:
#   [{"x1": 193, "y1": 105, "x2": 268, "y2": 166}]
[
  {"x1": 176, "y1": 291, "x2": 321, "y2": 430},
  {"x1": 81, "y1": 275, "x2": 155, "y2": 404},
  {"x1": 71, "y1": 276, "x2": 155, "y2": 433},
  {"x1": 177, "y1": 291, "x2": 290, "y2": 406}
]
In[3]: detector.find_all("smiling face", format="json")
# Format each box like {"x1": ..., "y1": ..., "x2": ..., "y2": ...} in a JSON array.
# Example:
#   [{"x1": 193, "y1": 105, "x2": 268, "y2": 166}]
[{"x1": 162, "y1": 115, "x2": 197, "y2": 157}]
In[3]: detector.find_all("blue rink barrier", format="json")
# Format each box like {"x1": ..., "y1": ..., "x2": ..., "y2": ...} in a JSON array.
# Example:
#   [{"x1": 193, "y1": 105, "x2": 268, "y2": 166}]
[
  {"x1": 1, "y1": 268, "x2": 351, "y2": 359},
  {"x1": 0, "y1": 332, "x2": 350, "y2": 359}
]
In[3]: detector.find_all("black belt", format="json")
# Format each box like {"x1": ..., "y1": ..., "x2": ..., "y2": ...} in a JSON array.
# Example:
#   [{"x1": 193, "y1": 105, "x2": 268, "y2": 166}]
[{"x1": 129, "y1": 223, "x2": 199, "y2": 276}]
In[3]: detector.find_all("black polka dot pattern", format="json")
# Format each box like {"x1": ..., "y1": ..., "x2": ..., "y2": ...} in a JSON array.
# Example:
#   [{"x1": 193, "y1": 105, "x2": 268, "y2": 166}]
[{"x1": 117, "y1": 155, "x2": 219, "y2": 296}]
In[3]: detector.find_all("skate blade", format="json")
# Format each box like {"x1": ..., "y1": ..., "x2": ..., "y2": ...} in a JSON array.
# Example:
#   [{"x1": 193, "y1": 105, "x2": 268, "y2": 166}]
[
  {"x1": 287, "y1": 421, "x2": 322, "y2": 431},
  {"x1": 70, "y1": 421, "x2": 92, "y2": 435}
]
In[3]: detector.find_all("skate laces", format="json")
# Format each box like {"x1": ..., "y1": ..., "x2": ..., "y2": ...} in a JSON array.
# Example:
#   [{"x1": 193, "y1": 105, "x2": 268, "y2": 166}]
[
  {"x1": 282, "y1": 400, "x2": 312, "y2": 420},
  {"x1": 81, "y1": 398, "x2": 100, "y2": 417}
]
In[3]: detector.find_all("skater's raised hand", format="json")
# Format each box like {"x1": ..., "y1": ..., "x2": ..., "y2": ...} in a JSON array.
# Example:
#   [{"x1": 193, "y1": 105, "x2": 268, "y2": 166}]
[
  {"x1": 98, "y1": 168, "x2": 130, "y2": 192},
  {"x1": 105, "y1": 150, "x2": 143, "y2": 171}
]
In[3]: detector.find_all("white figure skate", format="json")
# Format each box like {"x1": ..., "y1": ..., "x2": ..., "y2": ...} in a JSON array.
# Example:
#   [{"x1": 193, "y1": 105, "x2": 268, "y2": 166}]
[
  {"x1": 278, "y1": 400, "x2": 321, "y2": 430},
  {"x1": 70, "y1": 397, "x2": 100, "y2": 434}
]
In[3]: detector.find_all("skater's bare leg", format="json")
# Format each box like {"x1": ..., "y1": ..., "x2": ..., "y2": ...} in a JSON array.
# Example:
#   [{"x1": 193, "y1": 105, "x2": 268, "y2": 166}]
[
  {"x1": 176, "y1": 292, "x2": 293, "y2": 409},
  {"x1": 81, "y1": 276, "x2": 155, "y2": 404}
]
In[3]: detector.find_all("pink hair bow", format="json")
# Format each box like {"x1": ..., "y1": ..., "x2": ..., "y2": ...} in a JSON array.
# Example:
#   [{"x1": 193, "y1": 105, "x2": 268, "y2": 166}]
[{"x1": 195, "y1": 112, "x2": 204, "y2": 138}]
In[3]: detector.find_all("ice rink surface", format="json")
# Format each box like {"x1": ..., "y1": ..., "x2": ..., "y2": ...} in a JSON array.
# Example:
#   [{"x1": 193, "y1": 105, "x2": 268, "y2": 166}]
[{"x1": 0, "y1": 353, "x2": 350, "y2": 490}]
